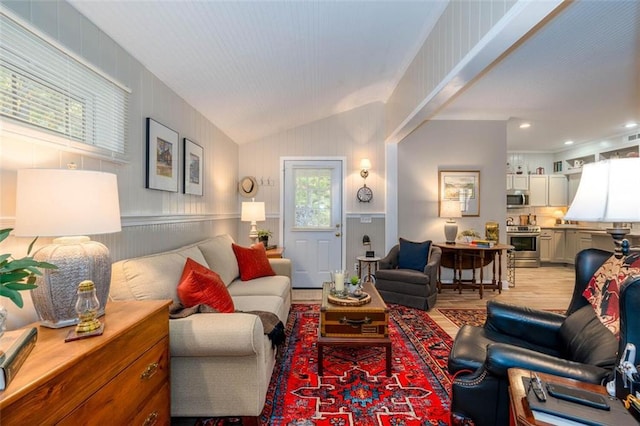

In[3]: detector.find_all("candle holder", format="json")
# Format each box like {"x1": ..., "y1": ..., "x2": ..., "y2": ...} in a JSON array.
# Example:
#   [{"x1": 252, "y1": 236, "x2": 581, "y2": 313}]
[{"x1": 65, "y1": 280, "x2": 105, "y2": 342}]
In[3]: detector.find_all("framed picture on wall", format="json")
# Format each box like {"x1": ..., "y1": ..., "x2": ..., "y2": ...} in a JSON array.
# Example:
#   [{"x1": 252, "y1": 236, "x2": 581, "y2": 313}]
[
  {"x1": 146, "y1": 118, "x2": 179, "y2": 192},
  {"x1": 439, "y1": 170, "x2": 480, "y2": 216},
  {"x1": 183, "y1": 138, "x2": 204, "y2": 196}
]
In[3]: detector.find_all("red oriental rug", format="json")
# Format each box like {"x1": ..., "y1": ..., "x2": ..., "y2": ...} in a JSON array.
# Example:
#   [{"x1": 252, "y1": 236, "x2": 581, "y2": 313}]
[{"x1": 197, "y1": 303, "x2": 453, "y2": 426}]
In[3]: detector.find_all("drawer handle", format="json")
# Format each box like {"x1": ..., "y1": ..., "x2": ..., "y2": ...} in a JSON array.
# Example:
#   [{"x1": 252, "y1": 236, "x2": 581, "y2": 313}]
[
  {"x1": 143, "y1": 411, "x2": 158, "y2": 426},
  {"x1": 140, "y1": 362, "x2": 159, "y2": 381},
  {"x1": 339, "y1": 316, "x2": 372, "y2": 327}
]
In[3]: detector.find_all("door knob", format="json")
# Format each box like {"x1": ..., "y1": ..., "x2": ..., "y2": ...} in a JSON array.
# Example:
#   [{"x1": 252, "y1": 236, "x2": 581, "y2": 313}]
[{"x1": 335, "y1": 232, "x2": 341, "y2": 237}]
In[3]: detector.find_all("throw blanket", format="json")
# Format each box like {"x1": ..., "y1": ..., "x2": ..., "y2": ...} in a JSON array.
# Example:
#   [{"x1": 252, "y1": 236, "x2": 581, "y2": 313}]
[{"x1": 168, "y1": 302, "x2": 286, "y2": 348}]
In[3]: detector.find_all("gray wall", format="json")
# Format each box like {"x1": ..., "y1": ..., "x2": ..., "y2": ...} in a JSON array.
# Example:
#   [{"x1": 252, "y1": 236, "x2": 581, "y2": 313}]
[
  {"x1": 0, "y1": 0, "x2": 240, "y2": 265},
  {"x1": 398, "y1": 120, "x2": 508, "y2": 281}
]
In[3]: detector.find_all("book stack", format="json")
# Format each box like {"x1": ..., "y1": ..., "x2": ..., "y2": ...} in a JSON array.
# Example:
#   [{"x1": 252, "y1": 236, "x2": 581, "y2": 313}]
[
  {"x1": 469, "y1": 239, "x2": 495, "y2": 248},
  {"x1": 0, "y1": 327, "x2": 38, "y2": 390}
]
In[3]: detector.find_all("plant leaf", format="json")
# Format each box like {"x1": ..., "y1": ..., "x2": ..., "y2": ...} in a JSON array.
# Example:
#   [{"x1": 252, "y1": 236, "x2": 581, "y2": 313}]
[
  {"x1": 27, "y1": 236, "x2": 38, "y2": 255},
  {"x1": 0, "y1": 286, "x2": 23, "y2": 308},
  {"x1": 0, "y1": 228, "x2": 11, "y2": 244},
  {"x1": 4, "y1": 282, "x2": 38, "y2": 291},
  {"x1": 0, "y1": 271, "x2": 30, "y2": 283}
]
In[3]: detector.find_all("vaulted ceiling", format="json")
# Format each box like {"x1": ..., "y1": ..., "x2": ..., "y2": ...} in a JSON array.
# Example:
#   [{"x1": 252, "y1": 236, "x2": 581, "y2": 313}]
[{"x1": 69, "y1": 0, "x2": 640, "y2": 152}]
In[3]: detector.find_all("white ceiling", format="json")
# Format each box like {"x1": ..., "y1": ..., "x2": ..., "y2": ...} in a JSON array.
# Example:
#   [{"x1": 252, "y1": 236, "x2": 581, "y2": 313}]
[{"x1": 69, "y1": 0, "x2": 640, "y2": 152}]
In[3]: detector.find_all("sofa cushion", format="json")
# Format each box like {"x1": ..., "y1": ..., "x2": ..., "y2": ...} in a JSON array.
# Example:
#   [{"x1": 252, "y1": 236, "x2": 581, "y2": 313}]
[
  {"x1": 111, "y1": 245, "x2": 209, "y2": 302},
  {"x1": 228, "y1": 274, "x2": 291, "y2": 301},
  {"x1": 559, "y1": 305, "x2": 618, "y2": 368},
  {"x1": 197, "y1": 234, "x2": 239, "y2": 286},
  {"x1": 177, "y1": 258, "x2": 234, "y2": 313},
  {"x1": 232, "y1": 243, "x2": 276, "y2": 281},
  {"x1": 398, "y1": 238, "x2": 431, "y2": 271}
]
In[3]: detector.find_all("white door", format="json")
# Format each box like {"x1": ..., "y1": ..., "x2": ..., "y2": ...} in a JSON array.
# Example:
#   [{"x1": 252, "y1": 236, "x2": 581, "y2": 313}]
[{"x1": 282, "y1": 159, "x2": 344, "y2": 288}]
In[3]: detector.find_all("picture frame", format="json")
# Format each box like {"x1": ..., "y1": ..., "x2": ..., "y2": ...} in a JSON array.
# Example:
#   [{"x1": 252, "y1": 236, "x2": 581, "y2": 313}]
[
  {"x1": 146, "y1": 118, "x2": 179, "y2": 192},
  {"x1": 439, "y1": 170, "x2": 480, "y2": 216},
  {"x1": 183, "y1": 138, "x2": 204, "y2": 196}
]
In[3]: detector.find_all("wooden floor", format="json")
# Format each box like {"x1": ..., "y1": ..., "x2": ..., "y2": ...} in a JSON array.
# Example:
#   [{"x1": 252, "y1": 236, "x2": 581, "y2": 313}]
[{"x1": 293, "y1": 264, "x2": 576, "y2": 338}]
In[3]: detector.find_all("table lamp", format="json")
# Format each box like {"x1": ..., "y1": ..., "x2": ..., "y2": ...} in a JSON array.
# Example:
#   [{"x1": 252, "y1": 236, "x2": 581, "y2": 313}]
[
  {"x1": 241, "y1": 199, "x2": 265, "y2": 244},
  {"x1": 564, "y1": 158, "x2": 640, "y2": 258},
  {"x1": 14, "y1": 168, "x2": 121, "y2": 328},
  {"x1": 441, "y1": 200, "x2": 462, "y2": 244}
]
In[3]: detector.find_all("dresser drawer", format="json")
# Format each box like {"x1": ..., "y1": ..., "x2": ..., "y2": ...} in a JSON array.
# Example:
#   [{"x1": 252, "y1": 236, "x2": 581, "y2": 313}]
[
  {"x1": 130, "y1": 381, "x2": 171, "y2": 426},
  {"x1": 59, "y1": 336, "x2": 169, "y2": 425}
]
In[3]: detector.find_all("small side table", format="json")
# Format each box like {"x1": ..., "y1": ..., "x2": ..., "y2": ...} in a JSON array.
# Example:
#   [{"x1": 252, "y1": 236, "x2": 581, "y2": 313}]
[
  {"x1": 266, "y1": 247, "x2": 284, "y2": 258},
  {"x1": 357, "y1": 255, "x2": 381, "y2": 284}
]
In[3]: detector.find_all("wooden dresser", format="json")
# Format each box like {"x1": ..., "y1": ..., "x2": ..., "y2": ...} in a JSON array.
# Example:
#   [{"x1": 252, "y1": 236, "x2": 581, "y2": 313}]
[{"x1": 0, "y1": 300, "x2": 171, "y2": 425}]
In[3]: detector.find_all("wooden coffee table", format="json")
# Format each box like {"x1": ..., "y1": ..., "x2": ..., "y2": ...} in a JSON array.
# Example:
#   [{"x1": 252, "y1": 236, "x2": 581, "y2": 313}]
[{"x1": 318, "y1": 281, "x2": 391, "y2": 376}]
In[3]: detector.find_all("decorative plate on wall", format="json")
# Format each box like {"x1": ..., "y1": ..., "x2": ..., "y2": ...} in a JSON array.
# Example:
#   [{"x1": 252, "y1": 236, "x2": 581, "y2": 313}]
[{"x1": 238, "y1": 176, "x2": 259, "y2": 198}]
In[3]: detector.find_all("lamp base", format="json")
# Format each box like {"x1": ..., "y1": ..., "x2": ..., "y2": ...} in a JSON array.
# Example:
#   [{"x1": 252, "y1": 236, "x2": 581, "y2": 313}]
[
  {"x1": 444, "y1": 221, "x2": 458, "y2": 244},
  {"x1": 249, "y1": 221, "x2": 259, "y2": 245},
  {"x1": 607, "y1": 226, "x2": 631, "y2": 258},
  {"x1": 31, "y1": 237, "x2": 111, "y2": 328}
]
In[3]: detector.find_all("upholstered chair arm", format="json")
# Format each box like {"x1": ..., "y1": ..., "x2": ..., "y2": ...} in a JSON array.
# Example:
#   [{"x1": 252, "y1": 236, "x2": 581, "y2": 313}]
[
  {"x1": 484, "y1": 343, "x2": 610, "y2": 383},
  {"x1": 422, "y1": 246, "x2": 441, "y2": 282},
  {"x1": 451, "y1": 344, "x2": 611, "y2": 426},
  {"x1": 484, "y1": 300, "x2": 565, "y2": 348},
  {"x1": 378, "y1": 245, "x2": 400, "y2": 270}
]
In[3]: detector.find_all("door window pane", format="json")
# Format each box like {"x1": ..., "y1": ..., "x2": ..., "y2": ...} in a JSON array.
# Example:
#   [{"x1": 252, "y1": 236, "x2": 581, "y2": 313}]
[{"x1": 294, "y1": 168, "x2": 331, "y2": 228}]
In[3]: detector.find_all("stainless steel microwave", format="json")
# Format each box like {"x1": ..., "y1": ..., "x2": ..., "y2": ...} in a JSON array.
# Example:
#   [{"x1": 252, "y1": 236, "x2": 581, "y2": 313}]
[{"x1": 507, "y1": 190, "x2": 529, "y2": 208}]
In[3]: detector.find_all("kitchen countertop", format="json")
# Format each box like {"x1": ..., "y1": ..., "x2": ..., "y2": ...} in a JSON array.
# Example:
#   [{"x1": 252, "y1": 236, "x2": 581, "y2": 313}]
[{"x1": 541, "y1": 226, "x2": 640, "y2": 237}]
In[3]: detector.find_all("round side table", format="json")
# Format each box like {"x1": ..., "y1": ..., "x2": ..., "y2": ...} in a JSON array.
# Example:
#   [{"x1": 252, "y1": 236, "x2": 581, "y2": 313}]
[{"x1": 356, "y1": 255, "x2": 381, "y2": 284}]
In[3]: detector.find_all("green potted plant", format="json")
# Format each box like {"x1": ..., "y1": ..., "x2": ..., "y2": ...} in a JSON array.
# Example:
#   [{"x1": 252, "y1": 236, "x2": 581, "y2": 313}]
[
  {"x1": 0, "y1": 228, "x2": 57, "y2": 335},
  {"x1": 257, "y1": 229, "x2": 272, "y2": 248}
]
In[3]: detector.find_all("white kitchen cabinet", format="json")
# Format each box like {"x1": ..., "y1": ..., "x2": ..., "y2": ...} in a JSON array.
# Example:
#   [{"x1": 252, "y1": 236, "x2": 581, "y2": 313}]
[
  {"x1": 506, "y1": 174, "x2": 529, "y2": 190},
  {"x1": 553, "y1": 230, "x2": 565, "y2": 262},
  {"x1": 578, "y1": 232, "x2": 593, "y2": 253},
  {"x1": 539, "y1": 229, "x2": 553, "y2": 262},
  {"x1": 528, "y1": 175, "x2": 548, "y2": 206},
  {"x1": 548, "y1": 175, "x2": 568, "y2": 206},
  {"x1": 564, "y1": 230, "x2": 579, "y2": 264}
]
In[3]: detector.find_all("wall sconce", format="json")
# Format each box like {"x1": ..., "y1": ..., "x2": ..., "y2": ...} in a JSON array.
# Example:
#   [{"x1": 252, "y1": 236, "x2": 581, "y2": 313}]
[
  {"x1": 360, "y1": 158, "x2": 372, "y2": 179},
  {"x1": 357, "y1": 159, "x2": 373, "y2": 202}
]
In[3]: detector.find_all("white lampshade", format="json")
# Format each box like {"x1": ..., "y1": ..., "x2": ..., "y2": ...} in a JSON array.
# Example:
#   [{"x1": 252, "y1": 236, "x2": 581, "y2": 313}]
[
  {"x1": 565, "y1": 158, "x2": 640, "y2": 257},
  {"x1": 241, "y1": 201, "x2": 265, "y2": 222},
  {"x1": 360, "y1": 158, "x2": 372, "y2": 170},
  {"x1": 440, "y1": 200, "x2": 462, "y2": 218},
  {"x1": 13, "y1": 168, "x2": 121, "y2": 328},
  {"x1": 15, "y1": 169, "x2": 121, "y2": 237},
  {"x1": 565, "y1": 158, "x2": 640, "y2": 222}
]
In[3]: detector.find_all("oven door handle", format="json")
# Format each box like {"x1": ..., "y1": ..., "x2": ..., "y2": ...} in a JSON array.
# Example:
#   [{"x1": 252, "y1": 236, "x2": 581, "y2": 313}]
[{"x1": 508, "y1": 233, "x2": 540, "y2": 237}]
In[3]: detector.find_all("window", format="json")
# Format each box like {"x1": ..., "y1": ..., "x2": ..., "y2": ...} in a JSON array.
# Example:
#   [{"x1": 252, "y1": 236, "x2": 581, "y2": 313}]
[
  {"x1": 0, "y1": 10, "x2": 130, "y2": 159},
  {"x1": 294, "y1": 168, "x2": 332, "y2": 228}
]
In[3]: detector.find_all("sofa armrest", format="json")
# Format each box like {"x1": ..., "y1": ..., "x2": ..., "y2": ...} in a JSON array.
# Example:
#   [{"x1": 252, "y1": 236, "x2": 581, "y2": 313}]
[
  {"x1": 484, "y1": 343, "x2": 609, "y2": 384},
  {"x1": 169, "y1": 312, "x2": 263, "y2": 357},
  {"x1": 484, "y1": 300, "x2": 565, "y2": 348},
  {"x1": 269, "y1": 258, "x2": 291, "y2": 279}
]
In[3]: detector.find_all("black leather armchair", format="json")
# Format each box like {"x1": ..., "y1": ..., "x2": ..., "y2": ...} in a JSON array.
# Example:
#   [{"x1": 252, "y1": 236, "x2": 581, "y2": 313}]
[
  {"x1": 448, "y1": 248, "x2": 640, "y2": 426},
  {"x1": 374, "y1": 244, "x2": 441, "y2": 310}
]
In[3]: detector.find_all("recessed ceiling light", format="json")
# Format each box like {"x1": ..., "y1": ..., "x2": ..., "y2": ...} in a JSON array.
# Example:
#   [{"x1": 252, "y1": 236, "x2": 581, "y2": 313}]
[
  {"x1": 519, "y1": 122, "x2": 531, "y2": 129},
  {"x1": 625, "y1": 122, "x2": 638, "y2": 129},
  {"x1": 564, "y1": 140, "x2": 574, "y2": 145}
]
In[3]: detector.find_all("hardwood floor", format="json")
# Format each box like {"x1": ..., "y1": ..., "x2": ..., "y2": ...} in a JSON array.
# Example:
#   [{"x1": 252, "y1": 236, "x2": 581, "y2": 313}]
[{"x1": 292, "y1": 264, "x2": 576, "y2": 338}]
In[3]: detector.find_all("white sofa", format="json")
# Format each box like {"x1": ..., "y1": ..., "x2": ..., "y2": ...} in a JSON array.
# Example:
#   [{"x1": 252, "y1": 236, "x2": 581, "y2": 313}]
[{"x1": 109, "y1": 234, "x2": 292, "y2": 419}]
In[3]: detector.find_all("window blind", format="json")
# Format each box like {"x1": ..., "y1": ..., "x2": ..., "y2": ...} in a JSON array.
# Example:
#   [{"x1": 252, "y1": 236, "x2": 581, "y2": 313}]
[{"x1": 0, "y1": 10, "x2": 130, "y2": 159}]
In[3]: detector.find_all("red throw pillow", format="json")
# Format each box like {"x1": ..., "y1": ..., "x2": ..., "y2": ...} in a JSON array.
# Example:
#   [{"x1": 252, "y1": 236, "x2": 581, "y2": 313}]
[
  {"x1": 177, "y1": 258, "x2": 234, "y2": 312},
  {"x1": 583, "y1": 252, "x2": 640, "y2": 338},
  {"x1": 232, "y1": 243, "x2": 276, "y2": 281}
]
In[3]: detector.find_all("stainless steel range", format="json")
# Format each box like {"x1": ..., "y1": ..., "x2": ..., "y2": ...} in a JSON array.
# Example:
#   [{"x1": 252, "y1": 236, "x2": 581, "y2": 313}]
[{"x1": 506, "y1": 225, "x2": 541, "y2": 267}]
